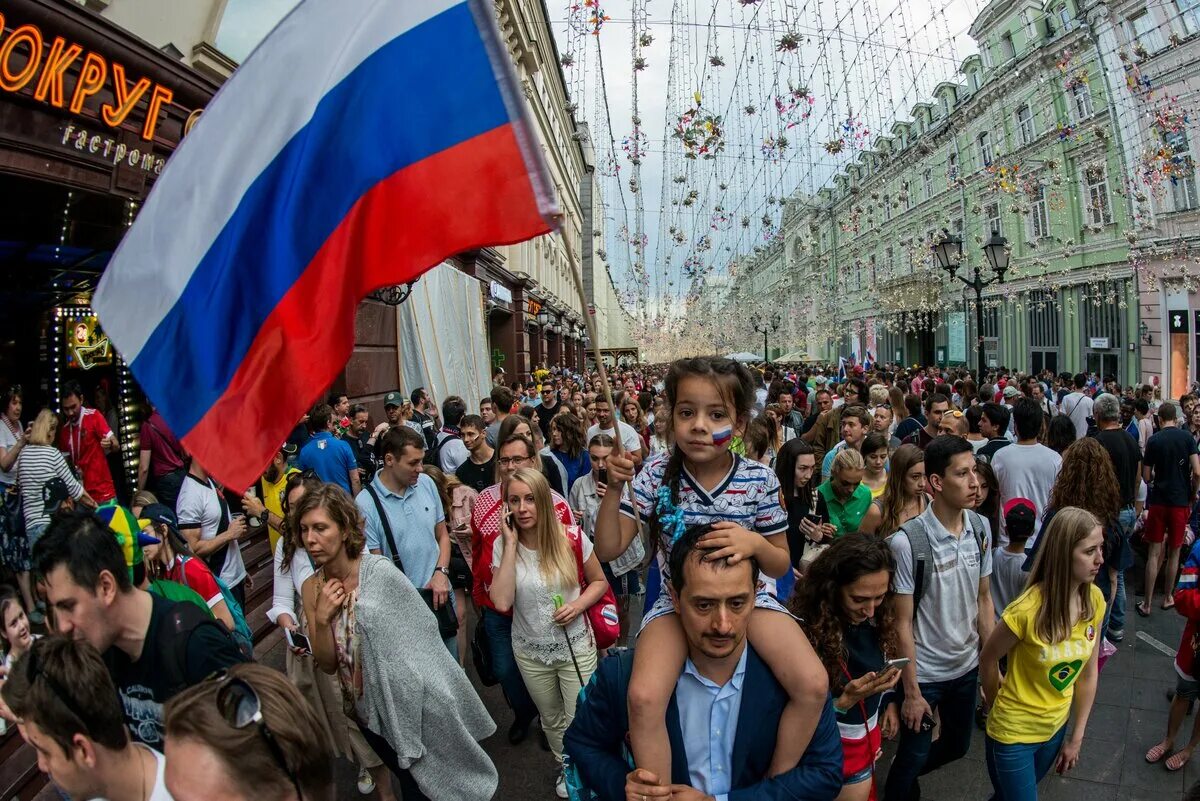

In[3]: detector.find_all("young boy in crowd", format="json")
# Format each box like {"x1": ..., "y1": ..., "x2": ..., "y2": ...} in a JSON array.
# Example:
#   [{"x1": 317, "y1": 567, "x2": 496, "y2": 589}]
[{"x1": 991, "y1": 498, "x2": 1036, "y2": 617}]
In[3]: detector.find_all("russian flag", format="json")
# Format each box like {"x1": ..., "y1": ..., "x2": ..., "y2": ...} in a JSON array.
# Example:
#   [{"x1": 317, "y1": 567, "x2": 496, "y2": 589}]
[{"x1": 94, "y1": 0, "x2": 559, "y2": 490}]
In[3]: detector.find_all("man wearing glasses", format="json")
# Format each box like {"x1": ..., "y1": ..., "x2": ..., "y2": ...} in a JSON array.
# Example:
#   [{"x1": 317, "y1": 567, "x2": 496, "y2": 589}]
[
  {"x1": 470, "y1": 432, "x2": 576, "y2": 745},
  {"x1": 536, "y1": 382, "x2": 561, "y2": 443},
  {"x1": 3, "y1": 637, "x2": 176, "y2": 801}
]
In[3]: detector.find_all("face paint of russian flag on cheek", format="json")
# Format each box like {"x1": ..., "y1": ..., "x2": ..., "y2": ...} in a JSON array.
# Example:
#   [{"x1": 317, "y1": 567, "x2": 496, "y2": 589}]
[{"x1": 712, "y1": 426, "x2": 733, "y2": 447}]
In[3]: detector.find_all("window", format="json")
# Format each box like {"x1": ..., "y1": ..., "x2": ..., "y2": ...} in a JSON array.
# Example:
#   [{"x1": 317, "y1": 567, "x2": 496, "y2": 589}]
[
  {"x1": 1166, "y1": 130, "x2": 1199, "y2": 211},
  {"x1": 985, "y1": 202, "x2": 1002, "y2": 236},
  {"x1": 869, "y1": 254, "x2": 877, "y2": 284},
  {"x1": 1129, "y1": 10, "x2": 1164, "y2": 52},
  {"x1": 978, "y1": 132, "x2": 994, "y2": 167},
  {"x1": 923, "y1": 169, "x2": 934, "y2": 199},
  {"x1": 982, "y1": 45, "x2": 994, "y2": 69},
  {"x1": 1058, "y1": 5, "x2": 1074, "y2": 31},
  {"x1": 1000, "y1": 33, "x2": 1017, "y2": 62},
  {"x1": 941, "y1": 96, "x2": 951, "y2": 119},
  {"x1": 1180, "y1": 0, "x2": 1200, "y2": 34},
  {"x1": 1016, "y1": 104, "x2": 1035, "y2": 146},
  {"x1": 970, "y1": 71, "x2": 981, "y2": 91},
  {"x1": 1028, "y1": 186, "x2": 1050, "y2": 239},
  {"x1": 903, "y1": 181, "x2": 913, "y2": 209},
  {"x1": 1071, "y1": 83, "x2": 1093, "y2": 120},
  {"x1": 883, "y1": 194, "x2": 892, "y2": 221},
  {"x1": 1084, "y1": 165, "x2": 1113, "y2": 226},
  {"x1": 1021, "y1": 10, "x2": 1037, "y2": 38},
  {"x1": 886, "y1": 246, "x2": 895, "y2": 278},
  {"x1": 947, "y1": 151, "x2": 959, "y2": 181}
]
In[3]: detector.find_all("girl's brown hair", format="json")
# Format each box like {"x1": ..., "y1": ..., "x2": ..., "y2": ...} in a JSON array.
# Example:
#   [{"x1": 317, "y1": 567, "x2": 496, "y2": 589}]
[
  {"x1": 279, "y1": 472, "x2": 324, "y2": 573},
  {"x1": 552, "y1": 411, "x2": 587, "y2": 459},
  {"x1": 1047, "y1": 438, "x2": 1120, "y2": 526},
  {"x1": 1026, "y1": 507, "x2": 1101, "y2": 643},
  {"x1": 422, "y1": 464, "x2": 453, "y2": 522},
  {"x1": 290, "y1": 483, "x2": 367, "y2": 560},
  {"x1": 876, "y1": 444, "x2": 924, "y2": 536},
  {"x1": 165, "y1": 663, "x2": 335, "y2": 801}
]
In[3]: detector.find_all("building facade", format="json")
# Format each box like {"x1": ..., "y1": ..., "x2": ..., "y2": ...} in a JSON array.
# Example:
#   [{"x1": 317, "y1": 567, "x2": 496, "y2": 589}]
[{"x1": 721, "y1": 0, "x2": 1197, "y2": 393}]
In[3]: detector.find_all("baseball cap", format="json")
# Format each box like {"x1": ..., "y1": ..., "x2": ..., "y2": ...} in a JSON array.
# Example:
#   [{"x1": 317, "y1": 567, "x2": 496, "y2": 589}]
[
  {"x1": 281, "y1": 442, "x2": 298, "y2": 458},
  {"x1": 1003, "y1": 498, "x2": 1036, "y2": 535},
  {"x1": 814, "y1": 376, "x2": 828, "y2": 385},
  {"x1": 1002, "y1": 385, "x2": 1020, "y2": 399},
  {"x1": 140, "y1": 503, "x2": 180, "y2": 535},
  {"x1": 42, "y1": 476, "x2": 71, "y2": 514},
  {"x1": 94, "y1": 503, "x2": 160, "y2": 581},
  {"x1": 383, "y1": 391, "x2": 403, "y2": 407}
]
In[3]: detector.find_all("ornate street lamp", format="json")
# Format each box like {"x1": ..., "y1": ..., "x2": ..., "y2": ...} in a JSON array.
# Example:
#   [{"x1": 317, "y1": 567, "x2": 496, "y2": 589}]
[
  {"x1": 368, "y1": 277, "x2": 419, "y2": 305},
  {"x1": 752, "y1": 312, "x2": 782, "y2": 364},
  {"x1": 932, "y1": 227, "x2": 1008, "y2": 380}
]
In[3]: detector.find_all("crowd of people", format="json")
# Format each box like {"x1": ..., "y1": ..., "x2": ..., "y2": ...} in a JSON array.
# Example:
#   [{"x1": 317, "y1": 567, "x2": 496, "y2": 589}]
[{"x1": 0, "y1": 358, "x2": 1198, "y2": 801}]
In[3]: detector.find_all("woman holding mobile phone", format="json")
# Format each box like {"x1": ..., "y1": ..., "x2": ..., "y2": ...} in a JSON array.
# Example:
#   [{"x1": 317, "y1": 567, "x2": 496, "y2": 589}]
[
  {"x1": 774, "y1": 438, "x2": 818, "y2": 599},
  {"x1": 789, "y1": 533, "x2": 902, "y2": 801}
]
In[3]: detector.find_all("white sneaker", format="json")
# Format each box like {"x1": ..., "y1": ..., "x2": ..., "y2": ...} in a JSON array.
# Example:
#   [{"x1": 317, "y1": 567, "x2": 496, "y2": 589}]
[
  {"x1": 555, "y1": 769, "x2": 568, "y2": 799},
  {"x1": 357, "y1": 767, "x2": 375, "y2": 795}
]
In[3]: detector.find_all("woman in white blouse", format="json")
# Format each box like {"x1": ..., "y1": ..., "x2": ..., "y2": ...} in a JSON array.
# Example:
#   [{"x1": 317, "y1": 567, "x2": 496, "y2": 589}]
[
  {"x1": 271, "y1": 473, "x2": 385, "y2": 797},
  {"x1": 489, "y1": 467, "x2": 608, "y2": 798}
]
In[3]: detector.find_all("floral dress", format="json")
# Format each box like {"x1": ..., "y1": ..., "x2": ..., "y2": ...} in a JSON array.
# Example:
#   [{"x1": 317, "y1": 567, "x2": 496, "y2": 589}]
[{"x1": 319, "y1": 569, "x2": 362, "y2": 718}]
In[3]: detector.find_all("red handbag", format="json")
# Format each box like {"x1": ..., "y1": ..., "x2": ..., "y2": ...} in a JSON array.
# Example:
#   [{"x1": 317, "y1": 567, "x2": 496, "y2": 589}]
[{"x1": 567, "y1": 526, "x2": 621, "y2": 649}]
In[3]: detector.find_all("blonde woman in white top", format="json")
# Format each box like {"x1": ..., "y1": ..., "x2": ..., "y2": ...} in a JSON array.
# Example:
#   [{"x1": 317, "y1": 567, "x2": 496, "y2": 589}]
[{"x1": 490, "y1": 467, "x2": 609, "y2": 798}]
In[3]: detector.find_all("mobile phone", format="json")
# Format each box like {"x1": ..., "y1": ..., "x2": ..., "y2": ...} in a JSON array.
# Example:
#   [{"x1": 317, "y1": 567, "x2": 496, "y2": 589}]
[
  {"x1": 883, "y1": 657, "x2": 910, "y2": 672},
  {"x1": 919, "y1": 712, "x2": 935, "y2": 732},
  {"x1": 597, "y1": 467, "x2": 609, "y2": 485},
  {"x1": 504, "y1": 506, "x2": 515, "y2": 529},
  {"x1": 285, "y1": 629, "x2": 311, "y2": 654}
]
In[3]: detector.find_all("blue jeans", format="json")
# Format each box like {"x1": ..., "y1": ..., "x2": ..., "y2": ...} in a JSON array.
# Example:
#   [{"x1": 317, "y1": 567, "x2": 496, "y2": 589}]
[
  {"x1": 1109, "y1": 506, "x2": 1135, "y2": 633},
  {"x1": 985, "y1": 726, "x2": 1067, "y2": 801},
  {"x1": 481, "y1": 607, "x2": 538, "y2": 724},
  {"x1": 883, "y1": 668, "x2": 979, "y2": 801}
]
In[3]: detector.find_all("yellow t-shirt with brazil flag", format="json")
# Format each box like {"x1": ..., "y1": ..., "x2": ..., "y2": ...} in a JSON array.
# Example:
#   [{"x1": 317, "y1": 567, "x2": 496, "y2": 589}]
[{"x1": 987, "y1": 583, "x2": 1105, "y2": 744}]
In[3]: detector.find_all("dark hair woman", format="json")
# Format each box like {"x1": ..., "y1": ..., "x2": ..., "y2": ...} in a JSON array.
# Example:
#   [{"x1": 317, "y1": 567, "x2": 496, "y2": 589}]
[
  {"x1": 774, "y1": 438, "x2": 819, "y2": 601},
  {"x1": 789, "y1": 533, "x2": 902, "y2": 801}
]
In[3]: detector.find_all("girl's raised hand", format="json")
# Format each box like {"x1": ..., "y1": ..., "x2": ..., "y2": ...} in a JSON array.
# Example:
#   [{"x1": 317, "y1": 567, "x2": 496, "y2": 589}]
[{"x1": 699, "y1": 521, "x2": 761, "y2": 564}]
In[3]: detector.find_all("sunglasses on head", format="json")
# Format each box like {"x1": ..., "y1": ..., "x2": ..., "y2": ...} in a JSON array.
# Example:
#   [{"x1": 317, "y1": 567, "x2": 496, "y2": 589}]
[{"x1": 209, "y1": 670, "x2": 303, "y2": 800}]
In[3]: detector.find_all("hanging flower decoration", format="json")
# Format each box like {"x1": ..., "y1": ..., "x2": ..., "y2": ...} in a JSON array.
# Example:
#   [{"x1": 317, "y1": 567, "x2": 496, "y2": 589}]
[
  {"x1": 674, "y1": 93, "x2": 725, "y2": 159},
  {"x1": 639, "y1": 32, "x2": 654, "y2": 47},
  {"x1": 560, "y1": 52, "x2": 575, "y2": 68},
  {"x1": 738, "y1": 0, "x2": 763, "y2": 6},
  {"x1": 1064, "y1": 69, "x2": 1089, "y2": 91},
  {"x1": 824, "y1": 138, "x2": 845, "y2": 154},
  {"x1": 695, "y1": 235, "x2": 713, "y2": 252},
  {"x1": 840, "y1": 113, "x2": 870, "y2": 149},
  {"x1": 1084, "y1": 163, "x2": 1106, "y2": 184},
  {"x1": 1055, "y1": 50, "x2": 1074, "y2": 74},
  {"x1": 682, "y1": 188, "x2": 700, "y2": 207},
  {"x1": 710, "y1": 209, "x2": 732, "y2": 230},
  {"x1": 683, "y1": 255, "x2": 705, "y2": 277},
  {"x1": 984, "y1": 163, "x2": 1020, "y2": 194},
  {"x1": 761, "y1": 135, "x2": 790, "y2": 162},
  {"x1": 1055, "y1": 122, "x2": 1076, "y2": 141},
  {"x1": 621, "y1": 129, "x2": 649, "y2": 165},
  {"x1": 584, "y1": 0, "x2": 610, "y2": 35},
  {"x1": 744, "y1": 104, "x2": 757, "y2": 116},
  {"x1": 777, "y1": 32, "x2": 801, "y2": 52},
  {"x1": 709, "y1": 54, "x2": 725, "y2": 67},
  {"x1": 673, "y1": 174, "x2": 687, "y2": 184},
  {"x1": 597, "y1": 153, "x2": 621, "y2": 177},
  {"x1": 774, "y1": 84, "x2": 815, "y2": 128},
  {"x1": 633, "y1": 56, "x2": 647, "y2": 71},
  {"x1": 1124, "y1": 61, "x2": 1153, "y2": 96},
  {"x1": 1153, "y1": 100, "x2": 1191, "y2": 135}
]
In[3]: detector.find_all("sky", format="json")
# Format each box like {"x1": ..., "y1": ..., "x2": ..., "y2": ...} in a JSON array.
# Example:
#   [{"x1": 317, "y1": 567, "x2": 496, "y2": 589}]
[{"x1": 547, "y1": 0, "x2": 987, "y2": 330}]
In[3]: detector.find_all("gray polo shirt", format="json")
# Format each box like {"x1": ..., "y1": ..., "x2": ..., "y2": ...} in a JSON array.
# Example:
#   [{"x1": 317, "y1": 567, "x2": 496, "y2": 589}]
[{"x1": 890, "y1": 504, "x2": 993, "y2": 683}]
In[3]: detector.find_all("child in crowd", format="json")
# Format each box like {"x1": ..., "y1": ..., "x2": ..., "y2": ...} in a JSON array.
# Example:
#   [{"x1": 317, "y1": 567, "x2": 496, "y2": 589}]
[
  {"x1": 991, "y1": 499, "x2": 1036, "y2": 617},
  {"x1": 595, "y1": 356, "x2": 828, "y2": 783}
]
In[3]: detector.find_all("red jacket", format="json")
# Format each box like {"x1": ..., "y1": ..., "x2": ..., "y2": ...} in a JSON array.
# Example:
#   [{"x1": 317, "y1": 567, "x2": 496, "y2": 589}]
[
  {"x1": 1174, "y1": 540, "x2": 1200, "y2": 678},
  {"x1": 470, "y1": 484, "x2": 576, "y2": 612}
]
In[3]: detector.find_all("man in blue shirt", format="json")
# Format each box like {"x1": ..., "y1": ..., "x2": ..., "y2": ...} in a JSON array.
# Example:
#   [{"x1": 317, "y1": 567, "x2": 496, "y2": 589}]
[
  {"x1": 297, "y1": 404, "x2": 360, "y2": 496},
  {"x1": 355, "y1": 426, "x2": 454, "y2": 654},
  {"x1": 564, "y1": 525, "x2": 843, "y2": 801}
]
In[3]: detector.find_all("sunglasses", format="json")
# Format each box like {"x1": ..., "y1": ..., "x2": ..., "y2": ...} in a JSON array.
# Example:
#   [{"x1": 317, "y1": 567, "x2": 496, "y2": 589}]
[{"x1": 210, "y1": 670, "x2": 302, "y2": 800}]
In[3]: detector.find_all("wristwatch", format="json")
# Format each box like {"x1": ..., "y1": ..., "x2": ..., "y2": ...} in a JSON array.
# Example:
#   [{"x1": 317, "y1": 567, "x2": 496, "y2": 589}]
[{"x1": 435, "y1": 565, "x2": 451, "y2": 577}]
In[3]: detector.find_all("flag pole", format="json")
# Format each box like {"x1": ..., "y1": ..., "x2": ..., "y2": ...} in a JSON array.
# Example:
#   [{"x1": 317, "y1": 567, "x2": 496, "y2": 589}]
[{"x1": 554, "y1": 218, "x2": 647, "y2": 545}]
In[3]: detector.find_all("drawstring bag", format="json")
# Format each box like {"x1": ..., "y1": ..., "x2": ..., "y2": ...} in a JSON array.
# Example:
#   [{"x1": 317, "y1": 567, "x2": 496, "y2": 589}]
[{"x1": 566, "y1": 526, "x2": 620, "y2": 650}]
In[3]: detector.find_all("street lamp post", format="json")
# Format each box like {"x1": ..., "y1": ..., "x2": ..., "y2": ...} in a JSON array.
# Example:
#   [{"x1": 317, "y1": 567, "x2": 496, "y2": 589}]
[
  {"x1": 753, "y1": 312, "x2": 782, "y2": 365},
  {"x1": 931, "y1": 228, "x2": 1010, "y2": 381}
]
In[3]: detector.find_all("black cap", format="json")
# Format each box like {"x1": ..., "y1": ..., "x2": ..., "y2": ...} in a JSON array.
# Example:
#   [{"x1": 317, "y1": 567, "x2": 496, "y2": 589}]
[
  {"x1": 140, "y1": 503, "x2": 180, "y2": 535},
  {"x1": 42, "y1": 476, "x2": 71, "y2": 514},
  {"x1": 281, "y1": 442, "x2": 298, "y2": 457}
]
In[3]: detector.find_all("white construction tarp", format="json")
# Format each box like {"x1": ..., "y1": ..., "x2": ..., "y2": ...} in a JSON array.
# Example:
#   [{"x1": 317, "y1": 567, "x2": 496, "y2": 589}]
[{"x1": 397, "y1": 263, "x2": 490, "y2": 407}]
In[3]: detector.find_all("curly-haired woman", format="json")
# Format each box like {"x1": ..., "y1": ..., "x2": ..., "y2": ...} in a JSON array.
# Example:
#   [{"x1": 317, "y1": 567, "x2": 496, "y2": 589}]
[
  {"x1": 789, "y1": 532, "x2": 902, "y2": 801},
  {"x1": 1022, "y1": 438, "x2": 1125, "y2": 633}
]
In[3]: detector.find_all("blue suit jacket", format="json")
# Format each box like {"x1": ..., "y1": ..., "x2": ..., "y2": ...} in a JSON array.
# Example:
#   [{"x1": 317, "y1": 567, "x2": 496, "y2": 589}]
[{"x1": 563, "y1": 647, "x2": 844, "y2": 801}]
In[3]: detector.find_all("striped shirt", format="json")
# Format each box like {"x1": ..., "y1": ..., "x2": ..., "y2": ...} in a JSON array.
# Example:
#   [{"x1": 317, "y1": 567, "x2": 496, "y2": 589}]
[
  {"x1": 621, "y1": 451, "x2": 788, "y2": 611},
  {"x1": 16, "y1": 445, "x2": 85, "y2": 529}
]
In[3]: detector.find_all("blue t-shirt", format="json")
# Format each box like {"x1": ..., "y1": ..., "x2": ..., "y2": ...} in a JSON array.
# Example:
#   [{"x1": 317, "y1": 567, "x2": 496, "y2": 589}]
[
  {"x1": 298, "y1": 432, "x2": 356, "y2": 492},
  {"x1": 356, "y1": 473, "x2": 445, "y2": 587}
]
